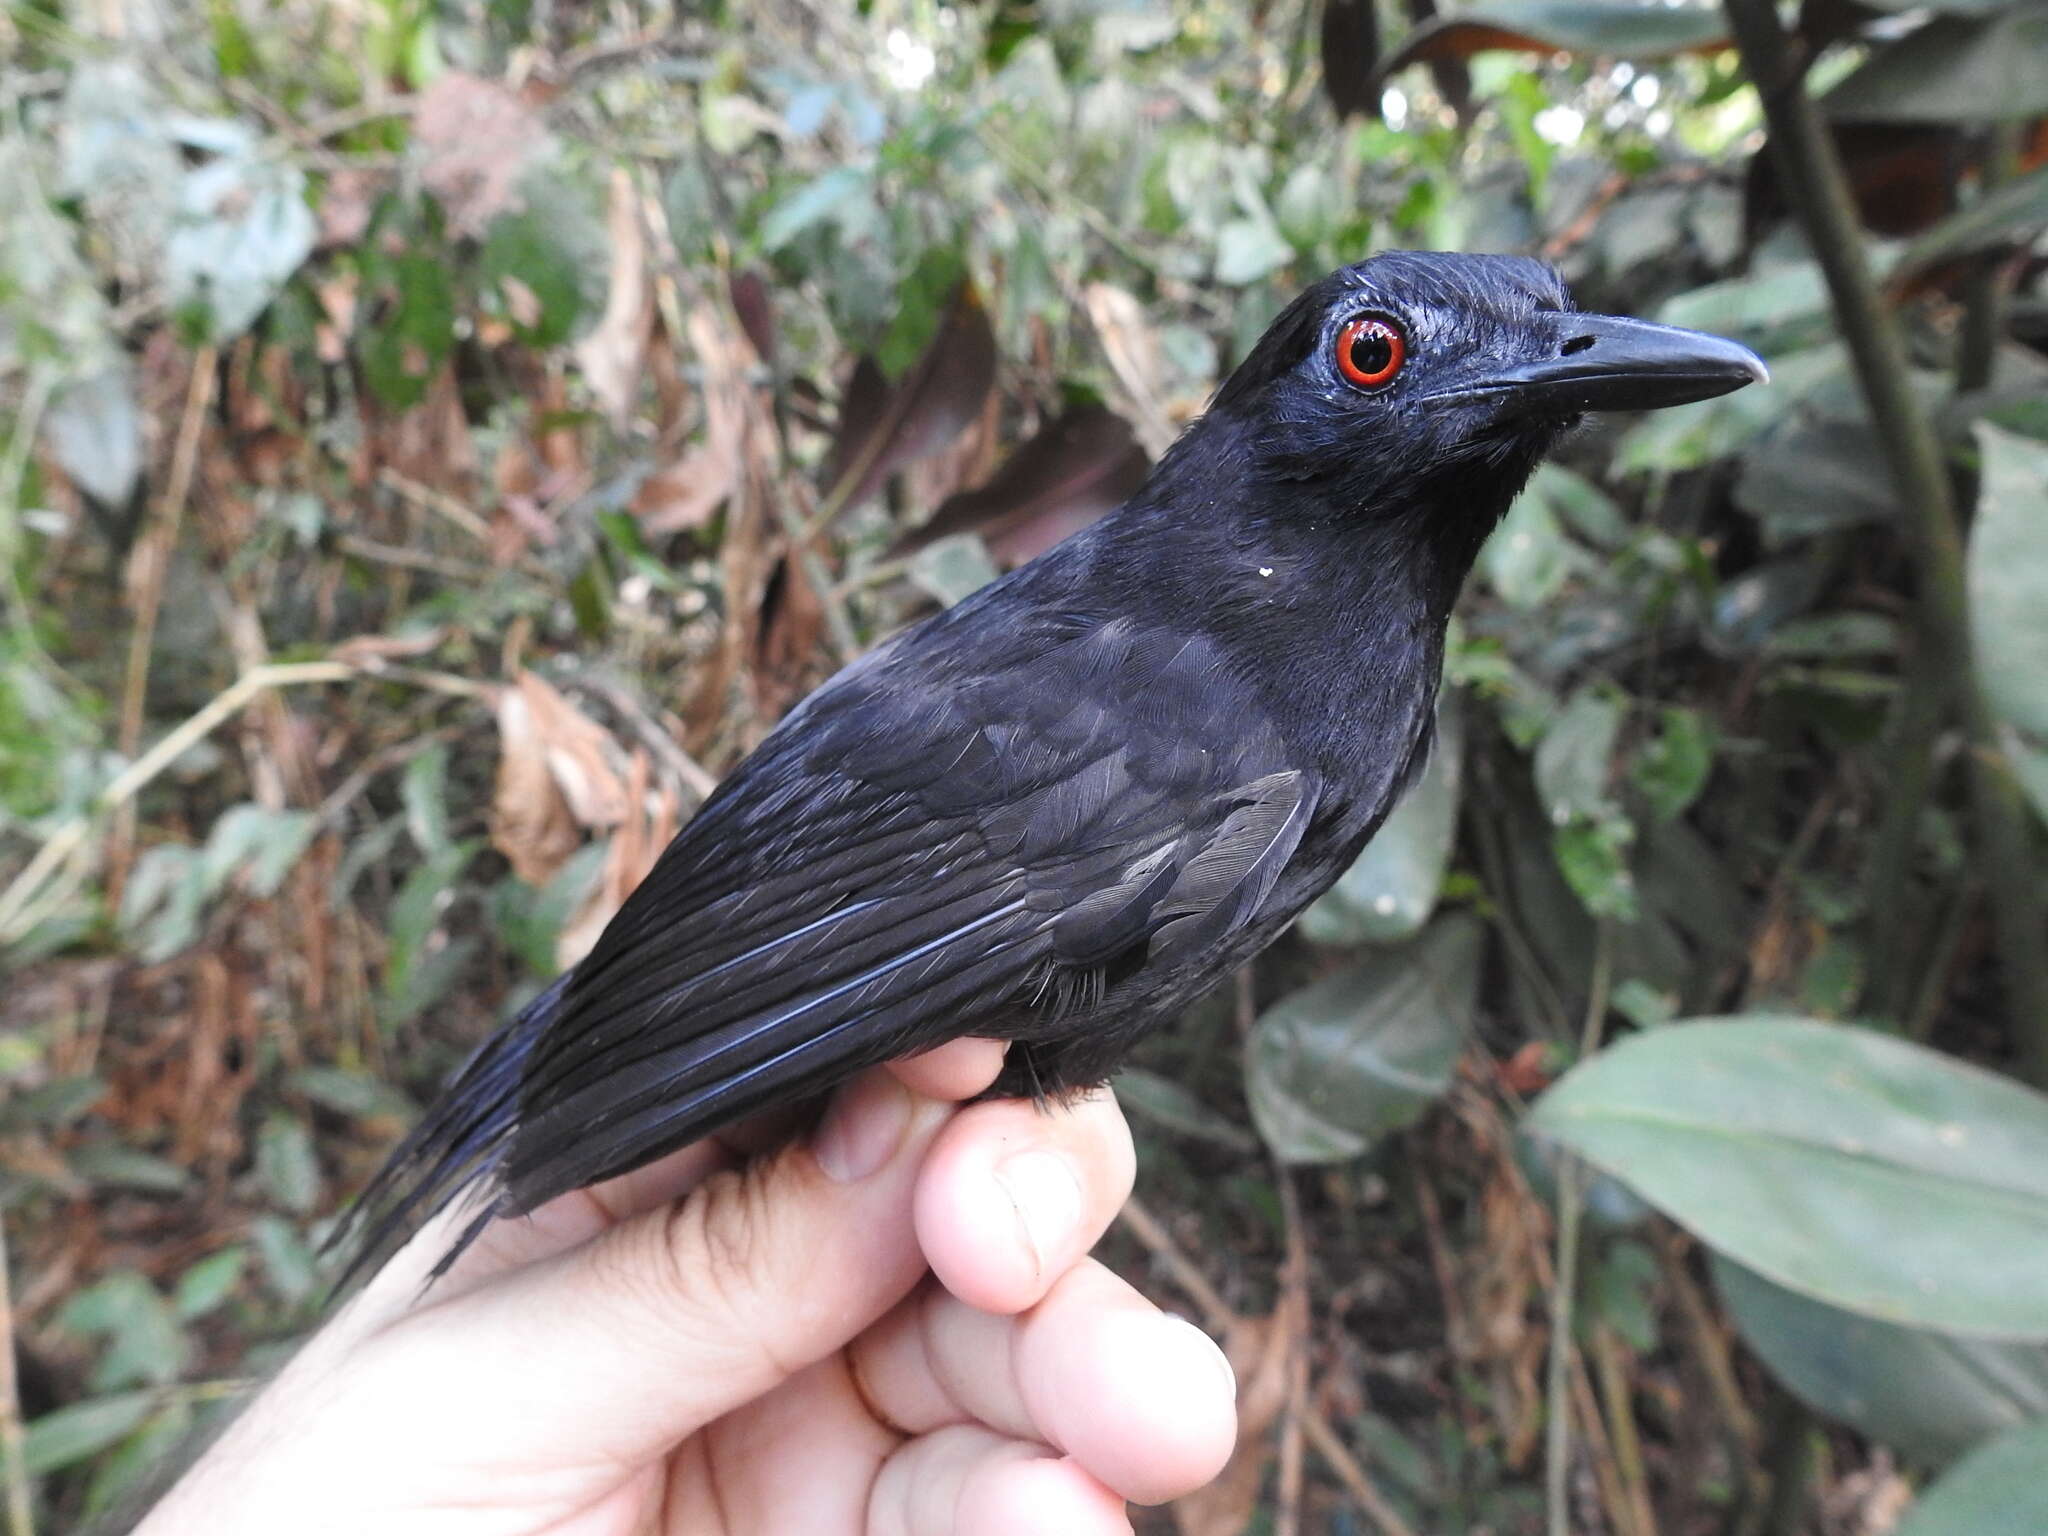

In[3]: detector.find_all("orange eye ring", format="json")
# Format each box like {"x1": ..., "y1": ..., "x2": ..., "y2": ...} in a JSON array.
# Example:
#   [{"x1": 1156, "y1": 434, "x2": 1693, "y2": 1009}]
[{"x1": 1336, "y1": 316, "x2": 1406, "y2": 390}]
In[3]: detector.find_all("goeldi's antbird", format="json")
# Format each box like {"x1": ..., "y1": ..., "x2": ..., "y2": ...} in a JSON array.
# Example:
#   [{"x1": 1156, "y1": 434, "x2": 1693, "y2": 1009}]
[{"x1": 342, "y1": 251, "x2": 1765, "y2": 1279}]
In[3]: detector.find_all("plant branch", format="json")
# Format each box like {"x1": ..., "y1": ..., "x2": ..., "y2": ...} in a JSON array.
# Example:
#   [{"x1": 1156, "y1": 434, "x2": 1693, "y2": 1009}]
[{"x1": 1722, "y1": 0, "x2": 2048, "y2": 1074}]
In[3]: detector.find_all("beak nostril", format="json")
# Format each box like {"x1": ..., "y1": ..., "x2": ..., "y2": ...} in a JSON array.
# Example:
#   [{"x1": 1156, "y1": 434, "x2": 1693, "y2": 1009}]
[{"x1": 1561, "y1": 334, "x2": 1596, "y2": 356}]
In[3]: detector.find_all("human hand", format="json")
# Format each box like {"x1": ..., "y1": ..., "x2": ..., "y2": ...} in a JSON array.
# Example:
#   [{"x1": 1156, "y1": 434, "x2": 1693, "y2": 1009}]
[{"x1": 137, "y1": 1040, "x2": 1237, "y2": 1535}]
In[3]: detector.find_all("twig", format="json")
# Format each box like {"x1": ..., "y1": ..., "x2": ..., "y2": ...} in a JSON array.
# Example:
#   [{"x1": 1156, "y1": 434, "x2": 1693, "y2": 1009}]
[
  {"x1": 0, "y1": 662, "x2": 354, "y2": 941},
  {"x1": 1723, "y1": 0, "x2": 2048, "y2": 1076},
  {"x1": 111, "y1": 346, "x2": 217, "y2": 890},
  {"x1": 375, "y1": 466, "x2": 496, "y2": 545},
  {"x1": 1274, "y1": 1161, "x2": 1308, "y2": 1536},
  {"x1": 338, "y1": 533, "x2": 492, "y2": 583},
  {"x1": 0, "y1": 1216, "x2": 32, "y2": 1536},
  {"x1": 1300, "y1": 1412, "x2": 1424, "y2": 1536},
  {"x1": 1593, "y1": 1323, "x2": 1660, "y2": 1536},
  {"x1": 1116, "y1": 1191, "x2": 1418, "y2": 1536},
  {"x1": 1547, "y1": 922, "x2": 1614, "y2": 1536},
  {"x1": 1117, "y1": 1196, "x2": 1234, "y2": 1330}
]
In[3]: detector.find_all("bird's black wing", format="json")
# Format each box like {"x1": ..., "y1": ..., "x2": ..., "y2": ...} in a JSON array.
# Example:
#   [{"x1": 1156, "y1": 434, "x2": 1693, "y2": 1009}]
[{"x1": 498, "y1": 611, "x2": 1316, "y2": 1212}]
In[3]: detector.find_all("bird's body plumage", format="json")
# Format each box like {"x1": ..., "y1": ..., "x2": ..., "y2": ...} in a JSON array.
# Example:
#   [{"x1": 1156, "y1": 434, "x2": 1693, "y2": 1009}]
[{"x1": 344, "y1": 253, "x2": 1764, "y2": 1276}]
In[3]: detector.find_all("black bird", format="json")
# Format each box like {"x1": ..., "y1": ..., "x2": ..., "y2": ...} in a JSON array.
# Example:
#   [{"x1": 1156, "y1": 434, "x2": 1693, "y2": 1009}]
[{"x1": 348, "y1": 252, "x2": 1764, "y2": 1274}]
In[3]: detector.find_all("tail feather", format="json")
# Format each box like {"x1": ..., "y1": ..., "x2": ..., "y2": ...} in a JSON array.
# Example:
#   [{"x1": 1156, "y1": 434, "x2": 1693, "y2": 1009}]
[{"x1": 325, "y1": 971, "x2": 571, "y2": 1293}]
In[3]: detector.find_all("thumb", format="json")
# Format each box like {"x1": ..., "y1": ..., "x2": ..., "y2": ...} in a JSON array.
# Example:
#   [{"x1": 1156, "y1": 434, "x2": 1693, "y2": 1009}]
[{"x1": 361, "y1": 1071, "x2": 954, "y2": 1473}]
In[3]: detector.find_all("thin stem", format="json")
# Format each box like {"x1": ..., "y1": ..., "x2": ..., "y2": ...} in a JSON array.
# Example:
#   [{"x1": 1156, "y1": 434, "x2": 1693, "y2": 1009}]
[
  {"x1": 0, "y1": 1216, "x2": 32, "y2": 1536},
  {"x1": 1722, "y1": 0, "x2": 2048, "y2": 1075},
  {"x1": 1547, "y1": 922, "x2": 1614, "y2": 1536}
]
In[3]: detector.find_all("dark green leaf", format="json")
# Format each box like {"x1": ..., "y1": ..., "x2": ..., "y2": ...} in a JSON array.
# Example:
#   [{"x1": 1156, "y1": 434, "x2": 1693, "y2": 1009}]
[
  {"x1": 1824, "y1": 11, "x2": 2048, "y2": 124},
  {"x1": 1629, "y1": 706, "x2": 1713, "y2": 823},
  {"x1": 1300, "y1": 695, "x2": 1465, "y2": 945},
  {"x1": 1247, "y1": 913, "x2": 1483, "y2": 1164},
  {"x1": 1531, "y1": 1017, "x2": 2048, "y2": 1337},
  {"x1": 1897, "y1": 1418, "x2": 2048, "y2": 1533},
  {"x1": 256, "y1": 1113, "x2": 321, "y2": 1214},
  {"x1": 1717, "y1": 1254, "x2": 2048, "y2": 1467},
  {"x1": 24, "y1": 1392, "x2": 157, "y2": 1477},
  {"x1": 174, "y1": 1246, "x2": 248, "y2": 1320},
  {"x1": 66, "y1": 1145, "x2": 191, "y2": 1194},
  {"x1": 1535, "y1": 686, "x2": 1623, "y2": 825},
  {"x1": 1114, "y1": 1066, "x2": 1257, "y2": 1151},
  {"x1": 1383, "y1": 2, "x2": 1728, "y2": 73}
]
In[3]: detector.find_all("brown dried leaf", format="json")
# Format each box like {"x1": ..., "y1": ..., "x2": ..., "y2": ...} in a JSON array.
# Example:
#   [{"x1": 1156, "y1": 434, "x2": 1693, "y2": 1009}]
[
  {"x1": 1083, "y1": 282, "x2": 1179, "y2": 457},
  {"x1": 490, "y1": 672, "x2": 632, "y2": 886},
  {"x1": 576, "y1": 168, "x2": 653, "y2": 429},
  {"x1": 328, "y1": 627, "x2": 450, "y2": 668},
  {"x1": 555, "y1": 751, "x2": 681, "y2": 967},
  {"x1": 891, "y1": 403, "x2": 1150, "y2": 566},
  {"x1": 820, "y1": 282, "x2": 998, "y2": 521},
  {"x1": 414, "y1": 72, "x2": 551, "y2": 238}
]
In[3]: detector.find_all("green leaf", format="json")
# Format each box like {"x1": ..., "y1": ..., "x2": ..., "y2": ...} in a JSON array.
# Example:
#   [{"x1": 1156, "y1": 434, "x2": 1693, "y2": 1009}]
[
  {"x1": 1300, "y1": 695, "x2": 1465, "y2": 946},
  {"x1": 1969, "y1": 424, "x2": 2048, "y2": 825},
  {"x1": 1587, "y1": 1239, "x2": 1660, "y2": 1352},
  {"x1": 1824, "y1": 11, "x2": 2048, "y2": 124},
  {"x1": 24, "y1": 1391, "x2": 156, "y2": 1477},
  {"x1": 251, "y1": 1213, "x2": 320, "y2": 1304},
  {"x1": 45, "y1": 365, "x2": 143, "y2": 507},
  {"x1": 256, "y1": 1113, "x2": 322, "y2": 1214},
  {"x1": 906, "y1": 533, "x2": 1001, "y2": 608},
  {"x1": 1114, "y1": 1067, "x2": 1257, "y2": 1152},
  {"x1": 360, "y1": 252, "x2": 456, "y2": 409},
  {"x1": 174, "y1": 1246, "x2": 248, "y2": 1320},
  {"x1": 1969, "y1": 424, "x2": 2048, "y2": 741},
  {"x1": 383, "y1": 840, "x2": 478, "y2": 1027},
  {"x1": 1214, "y1": 217, "x2": 1294, "y2": 285},
  {"x1": 166, "y1": 154, "x2": 317, "y2": 342},
  {"x1": 66, "y1": 1145, "x2": 191, "y2": 1194},
  {"x1": 1531, "y1": 1017, "x2": 2048, "y2": 1337},
  {"x1": 757, "y1": 166, "x2": 872, "y2": 253},
  {"x1": 1630, "y1": 706, "x2": 1713, "y2": 822},
  {"x1": 1897, "y1": 1418, "x2": 2048, "y2": 1534},
  {"x1": 1716, "y1": 1254, "x2": 2048, "y2": 1467},
  {"x1": 402, "y1": 742, "x2": 454, "y2": 856},
  {"x1": 1247, "y1": 913, "x2": 1482, "y2": 1164},
  {"x1": 1552, "y1": 816, "x2": 1639, "y2": 921},
  {"x1": 59, "y1": 1272, "x2": 189, "y2": 1391},
  {"x1": 287, "y1": 1065, "x2": 417, "y2": 1124},
  {"x1": 1481, "y1": 477, "x2": 1580, "y2": 609},
  {"x1": 1535, "y1": 686, "x2": 1623, "y2": 825},
  {"x1": 1383, "y1": 2, "x2": 1729, "y2": 71}
]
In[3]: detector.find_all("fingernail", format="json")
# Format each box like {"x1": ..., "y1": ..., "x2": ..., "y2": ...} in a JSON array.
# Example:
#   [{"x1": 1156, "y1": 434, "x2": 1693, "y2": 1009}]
[
  {"x1": 814, "y1": 1073, "x2": 913, "y2": 1183},
  {"x1": 997, "y1": 1151, "x2": 1084, "y2": 1281},
  {"x1": 1173, "y1": 1316, "x2": 1237, "y2": 1400}
]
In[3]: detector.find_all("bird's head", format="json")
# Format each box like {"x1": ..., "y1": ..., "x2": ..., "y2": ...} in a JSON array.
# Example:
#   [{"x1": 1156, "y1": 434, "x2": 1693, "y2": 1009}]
[{"x1": 1199, "y1": 251, "x2": 1765, "y2": 556}]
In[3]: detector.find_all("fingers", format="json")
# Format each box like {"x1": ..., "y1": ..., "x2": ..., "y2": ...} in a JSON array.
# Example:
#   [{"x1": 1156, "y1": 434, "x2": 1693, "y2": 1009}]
[
  {"x1": 850, "y1": 1259, "x2": 1237, "y2": 1506},
  {"x1": 914, "y1": 1088, "x2": 1135, "y2": 1315},
  {"x1": 868, "y1": 1427, "x2": 1132, "y2": 1536},
  {"x1": 888, "y1": 1036, "x2": 1009, "y2": 1101},
  {"x1": 344, "y1": 1069, "x2": 957, "y2": 1477}
]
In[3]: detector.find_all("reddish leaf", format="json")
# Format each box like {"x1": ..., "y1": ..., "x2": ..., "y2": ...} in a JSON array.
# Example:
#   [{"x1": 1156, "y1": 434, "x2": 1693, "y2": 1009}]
[
  {"x1": 819, "y1": 282, "x2": 998, "y2": 521},
  {"x1": 890, "y1": 404, "x2": 1150, "y2": 567},
  {"x1": 729, "y1": 270, "x2": 777, "y2": 368}
]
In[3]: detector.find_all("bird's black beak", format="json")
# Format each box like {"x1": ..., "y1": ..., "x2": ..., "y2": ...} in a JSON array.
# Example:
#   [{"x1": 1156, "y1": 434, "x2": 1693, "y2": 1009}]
[{"x1": 1431, "y1": 312, "x2": 1769, "y2": 416}]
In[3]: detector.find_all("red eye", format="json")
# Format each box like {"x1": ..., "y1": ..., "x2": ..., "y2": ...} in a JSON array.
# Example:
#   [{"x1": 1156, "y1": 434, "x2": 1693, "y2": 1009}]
[{"x1": 1336, "y1": 316, "x2": 1406, "y2": 390}]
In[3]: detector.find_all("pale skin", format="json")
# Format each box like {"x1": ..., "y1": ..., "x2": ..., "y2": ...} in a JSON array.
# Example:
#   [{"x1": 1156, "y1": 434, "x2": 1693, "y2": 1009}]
[{"x1": 137, "y1": 1039, "x2": 1238, "y2": 1536}]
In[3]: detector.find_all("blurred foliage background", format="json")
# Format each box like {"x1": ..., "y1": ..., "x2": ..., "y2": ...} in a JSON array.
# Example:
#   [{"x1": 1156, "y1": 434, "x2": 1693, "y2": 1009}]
[{"x1": 3, "y1": 0, "x2": 2048, "y2": 1531}]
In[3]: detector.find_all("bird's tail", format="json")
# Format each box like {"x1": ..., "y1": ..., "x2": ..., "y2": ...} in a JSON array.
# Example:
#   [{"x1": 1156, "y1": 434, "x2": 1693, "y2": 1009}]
[{"x1": 325, "y1": 970, "x2": 572, "y2": 1294}]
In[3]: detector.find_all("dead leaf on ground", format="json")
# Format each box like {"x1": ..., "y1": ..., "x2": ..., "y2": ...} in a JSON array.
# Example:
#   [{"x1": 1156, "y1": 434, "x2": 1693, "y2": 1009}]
[
  {"x1": 891, "y1": 402, "x2": 1150, "y2": 566},
  {"x1": 555, "y1": 749, "x2": 680, "y2": 967},
  {"x1": 1084, "y1": 281, "x2": 1178, "y2": 457},
  {"x1": 414, "y1": 72, "x2": 552, "y2": 238},
  {"x1": 819, "y1": 281, "x2": 998, "y2": 521},
  {"x1": 575, "y1": 167, "x2": 652, "y2": 428},
  {"x1": 490, "y1": 670, "x2": 632, "y2": 886}
]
